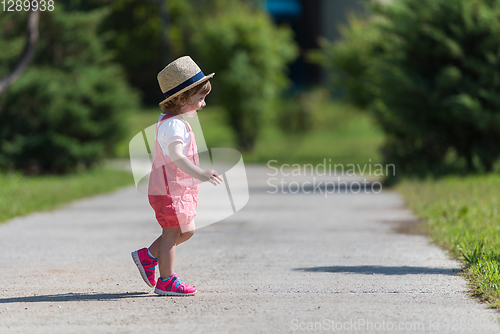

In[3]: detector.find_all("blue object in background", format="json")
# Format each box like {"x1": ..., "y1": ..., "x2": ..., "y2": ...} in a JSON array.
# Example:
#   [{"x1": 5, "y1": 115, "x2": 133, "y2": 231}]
[
  {"x1": 265, "y1": 0, "x2": 368, "y2": 89},
  {"x1": 265, "y1": 0, "x2": 302, "y2": 17}
]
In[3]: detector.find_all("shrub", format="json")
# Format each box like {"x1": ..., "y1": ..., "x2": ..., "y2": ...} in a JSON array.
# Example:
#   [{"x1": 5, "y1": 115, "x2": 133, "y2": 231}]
[
  {"x1": 311, "y1": 0, "x2": 500, "y2": 183},
  {"x1": 277, "y1": 89, "x2": 332, "y2": 134},
  {"x1": 0, "y1": 8, "x2": 139, "y2": 174},
  {"x1": 192, "y1": 1, "x2": 298, "y2": 150}
]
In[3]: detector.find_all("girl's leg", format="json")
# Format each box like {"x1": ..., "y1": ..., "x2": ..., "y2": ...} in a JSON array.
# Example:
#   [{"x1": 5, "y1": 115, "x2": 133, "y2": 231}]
[
  {"x1": 157, "y1": 227, "x2": 181, "y2": 278},
  {"x1": 148, "y1": 221, "x2": 196, "y2": 258},
  {"x1": 176, "y1": 229, "x2": 195, "y2": 245},
  {"x1": 177, "y1": 220, "x2": 196, "y2": 245},
  {"x1": 148, "y1": 236, "x2": 162, "y2": 258}
]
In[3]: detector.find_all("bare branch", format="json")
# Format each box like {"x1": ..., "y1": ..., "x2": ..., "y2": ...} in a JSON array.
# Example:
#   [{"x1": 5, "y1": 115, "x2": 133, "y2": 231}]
[{"x1": 0, "y1": 9, "x2": 40, "y2": 95}]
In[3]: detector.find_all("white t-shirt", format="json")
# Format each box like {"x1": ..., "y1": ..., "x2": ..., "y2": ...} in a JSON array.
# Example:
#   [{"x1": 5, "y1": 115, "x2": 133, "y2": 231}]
[{"x1": 157, "y1": 114, "x2": 191, "y2": 158}]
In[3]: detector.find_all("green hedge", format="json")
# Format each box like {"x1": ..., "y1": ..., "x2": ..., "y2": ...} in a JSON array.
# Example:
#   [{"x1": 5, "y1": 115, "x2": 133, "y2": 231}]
[
  {"x1": 311, "y1": 0, "x2": 500, "y2": 183},
  {"x1": 0, "y1": 8, "x2": 139, "y2": 174}
]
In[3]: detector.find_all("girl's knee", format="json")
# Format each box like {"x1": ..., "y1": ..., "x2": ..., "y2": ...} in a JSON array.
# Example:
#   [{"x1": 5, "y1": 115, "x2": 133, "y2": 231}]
[{"x1": 162, "y1": 227, "x2": 181, "y2": 239}]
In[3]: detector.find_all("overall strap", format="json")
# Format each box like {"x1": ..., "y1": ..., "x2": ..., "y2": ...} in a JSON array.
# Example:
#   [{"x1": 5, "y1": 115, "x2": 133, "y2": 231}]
[
  {"x1": 157, "y1": 114, "x2": 192, "y2": 133},
  {"x1": 175, "y1": 116, "x2": 193, "y2": 132}
]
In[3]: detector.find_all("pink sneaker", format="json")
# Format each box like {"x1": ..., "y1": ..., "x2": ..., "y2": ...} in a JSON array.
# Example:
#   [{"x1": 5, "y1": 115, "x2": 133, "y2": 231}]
[
  {"x1": 131, "y1": 248, "x2": 158, "y2": 288},
  {"x1": 154, "y1": 274, "x2": 197, "y2": 296}
]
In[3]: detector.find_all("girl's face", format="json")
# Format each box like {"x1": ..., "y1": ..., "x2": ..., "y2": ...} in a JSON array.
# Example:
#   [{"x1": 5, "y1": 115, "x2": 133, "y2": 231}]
[{"x1": 180, "y1": 92, "x2": 208, "y2": 118}]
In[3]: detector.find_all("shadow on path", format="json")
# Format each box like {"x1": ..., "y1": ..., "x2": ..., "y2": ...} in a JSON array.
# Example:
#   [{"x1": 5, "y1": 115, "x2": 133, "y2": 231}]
[
  {"x1": 293, "y1": 265, "x2": 460, "y2": 275},
  {"x1": 0, "y1": 292, "x2": 151, "y2": 304}
]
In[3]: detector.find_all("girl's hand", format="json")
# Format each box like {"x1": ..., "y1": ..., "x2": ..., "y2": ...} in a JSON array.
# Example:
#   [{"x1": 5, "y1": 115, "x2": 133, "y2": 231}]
[{"x1": 200, "y1": 170, "x2": 224, "y2": 185}]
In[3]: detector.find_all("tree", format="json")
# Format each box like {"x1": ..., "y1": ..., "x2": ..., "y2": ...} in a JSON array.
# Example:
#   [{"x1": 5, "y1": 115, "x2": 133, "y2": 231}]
[
  {"x1": 0, "y1": 9, "x2": 39, "y2": 94},
  {"x1": 0, "y1": 6, "x2": 139, "y2": 174},
  {"x1": 312, "y1": 0, "x2": 500, "y2": 183},
  {"x1": 191, "y1": 1, "x2": 298, "y2": 150}
]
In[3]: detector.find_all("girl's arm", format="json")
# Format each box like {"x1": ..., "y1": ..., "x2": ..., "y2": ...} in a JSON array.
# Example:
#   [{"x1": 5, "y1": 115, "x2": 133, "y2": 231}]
[{"x1": 168, "y1": 141, "x2": 223, "y2": 185}]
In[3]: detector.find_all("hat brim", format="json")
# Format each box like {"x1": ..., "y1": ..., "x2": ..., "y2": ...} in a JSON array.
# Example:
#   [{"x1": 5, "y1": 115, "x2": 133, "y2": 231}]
[{"x1": 160, "y1": 73, "x2": 215, "y2": 103}]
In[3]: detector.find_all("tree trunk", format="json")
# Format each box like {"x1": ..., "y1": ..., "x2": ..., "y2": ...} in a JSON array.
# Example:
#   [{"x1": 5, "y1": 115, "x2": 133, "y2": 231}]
[{"x1": 0, "y1": 9, "x2": 40, "y2": 95}]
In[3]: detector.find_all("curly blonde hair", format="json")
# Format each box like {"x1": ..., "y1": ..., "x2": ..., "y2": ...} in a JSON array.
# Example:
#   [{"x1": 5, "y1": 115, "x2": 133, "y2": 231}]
[{"x1": 159, "y1": 80, "x2": 212, "y2": 115}]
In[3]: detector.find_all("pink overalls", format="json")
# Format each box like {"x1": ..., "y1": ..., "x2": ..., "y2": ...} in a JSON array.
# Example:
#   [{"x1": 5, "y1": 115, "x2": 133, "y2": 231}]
[{"x1": 148, "y1": 114, "x2": 199, "y2": 229}]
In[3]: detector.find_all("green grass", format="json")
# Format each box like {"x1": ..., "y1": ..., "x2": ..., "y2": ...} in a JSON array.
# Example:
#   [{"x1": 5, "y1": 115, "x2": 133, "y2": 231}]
[
  {"x1": 396, "y1": 173, "x2": 500, "y2": 308},
  {"x1": 116, "y1": 100, "x2": 384, "y2": 166},
  {"x1": 0, "y1": 167, "x2": 133, "y2": 224}
]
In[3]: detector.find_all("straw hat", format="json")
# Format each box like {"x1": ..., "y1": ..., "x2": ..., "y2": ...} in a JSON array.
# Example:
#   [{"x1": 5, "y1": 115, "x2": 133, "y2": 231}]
[{"x1": 157, "y1": 56, "x2": 215, "y2": 102}]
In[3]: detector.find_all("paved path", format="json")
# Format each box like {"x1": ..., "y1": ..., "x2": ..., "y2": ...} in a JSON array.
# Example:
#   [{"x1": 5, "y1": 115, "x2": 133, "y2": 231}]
[{"x1": 0, "y1": 165, "x2": 499, "y2": 333}]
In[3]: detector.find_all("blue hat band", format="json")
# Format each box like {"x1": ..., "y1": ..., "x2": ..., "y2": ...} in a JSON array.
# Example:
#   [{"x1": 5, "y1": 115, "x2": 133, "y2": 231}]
[{"x1": 163, "y1": 71, "x2": 206, "y2": 99}]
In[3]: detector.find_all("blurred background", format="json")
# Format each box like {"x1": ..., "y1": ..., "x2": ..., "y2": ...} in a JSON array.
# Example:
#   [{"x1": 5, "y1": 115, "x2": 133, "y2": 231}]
[
  {"x1": 0, "y1": 0, "x2": 386, "y2": 179},
  {"x1": 1, "y1": 0, "x2": 500, "y2": 198},
  {"x1": 2, "y1": 0, "x2": 500, "y2": 309}
]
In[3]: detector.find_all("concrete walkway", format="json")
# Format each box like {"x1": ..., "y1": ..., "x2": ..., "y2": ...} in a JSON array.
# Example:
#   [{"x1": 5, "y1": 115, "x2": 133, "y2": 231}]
[{"x1": 0, "y1": 165, "x2": 499, "y2": 333}]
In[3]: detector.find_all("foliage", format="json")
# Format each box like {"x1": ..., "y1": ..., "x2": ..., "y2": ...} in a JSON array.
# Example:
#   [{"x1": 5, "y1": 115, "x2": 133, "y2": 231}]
[
  {"x1": 278, "y1": 89, "x2": 341, "y2": 134},
  {"x1": 96, "y1": 0, "x2": 163, "y2": 104},
  {"x1": 311, "y1": 0, "x2": 500, "y2": 184},
  {"x1": 308, "y1": 14, "x2": 381, "y2": 110},
  {"x1": 69, "y1": 0, "x2": 297, "y2": 153},
  {"x1": 0, "y1": 8, "x2": 139, "y2": 174},
  {"x1": 69, "y1": 0, "x2": 267, "y2": 105},
  {"x1": 278, "y1": 92, "x2": 315, "y2": 134},
  {"x1": 192, "y1": 1, "x2": 298, "y2": 150},
  {"x1": 397, "y1": 173, "x2": 500, "y2": 308}
]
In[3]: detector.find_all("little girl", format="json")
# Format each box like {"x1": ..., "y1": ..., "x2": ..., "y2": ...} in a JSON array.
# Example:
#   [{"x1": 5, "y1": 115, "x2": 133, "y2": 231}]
[{"x1": 132, "y1": 56, "x2": 223, "y2": 296}]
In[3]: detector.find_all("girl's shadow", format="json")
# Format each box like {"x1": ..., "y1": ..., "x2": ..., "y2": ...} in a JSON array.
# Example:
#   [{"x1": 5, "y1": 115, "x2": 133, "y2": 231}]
[{"x1": 0, "y1": 292, "x2": 151, "y2": 304}]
